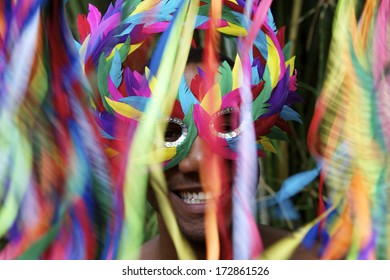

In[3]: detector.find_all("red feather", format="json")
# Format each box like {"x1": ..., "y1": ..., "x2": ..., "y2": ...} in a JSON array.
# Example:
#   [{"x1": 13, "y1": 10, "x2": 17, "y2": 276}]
[
  {"x1": 171, "y1": 100, "x2": 185, "y2": 120},
  {"x1": 276, "y1": 26, "x2": 285, "y2": 48},
  {"x1": 275, "y1": 117, "x2": 292, "y2": 134},
  {"x1": 251, "y1": 81, "x2": 265, "y2": 100},
  {"x1": 77, "y1": 14, "x2": 91, "y2": 43},
  {"x1": 254, "y1": 114, "x2": 278, "y2": 136},
  {"x1": 222, "y1": 0, "x2": 244, "y2": 13},
  {"x1": 190, "y1": 73, "x2": 207, "y2": 101}
]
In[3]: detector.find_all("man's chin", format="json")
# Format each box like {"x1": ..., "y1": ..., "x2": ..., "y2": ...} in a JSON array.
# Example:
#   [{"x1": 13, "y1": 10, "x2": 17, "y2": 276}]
[{"x1": 179, "y1": 225, "x2": 206, "y2": 244}]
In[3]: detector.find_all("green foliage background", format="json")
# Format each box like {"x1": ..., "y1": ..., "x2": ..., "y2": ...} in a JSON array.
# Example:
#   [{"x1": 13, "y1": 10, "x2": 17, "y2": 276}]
[{"x1": 264, "y1": 0, "x2": 336, "y2": 230}]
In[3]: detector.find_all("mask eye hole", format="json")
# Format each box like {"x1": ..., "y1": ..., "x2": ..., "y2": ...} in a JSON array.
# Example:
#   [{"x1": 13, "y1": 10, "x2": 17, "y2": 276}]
[
  {"x1": 216, "y1": 111, "x2": 240, "y2": 133},
  {"x1": 210, "y1": 107, "x2": 245, "y2": 139},
  {"x1": 165, "y1": 122, "x2": 182, "y2": 142},
  {"x1": 162, "y1": 117, "x2": 188, "y2": 148}
]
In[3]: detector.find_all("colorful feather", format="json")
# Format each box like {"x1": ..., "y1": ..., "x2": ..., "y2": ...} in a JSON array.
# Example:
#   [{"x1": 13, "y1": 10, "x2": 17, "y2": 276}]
[
  {"x1": 1, "y1": 0, "x2": 305, "y2": 261},
  {"x1": 0, "y1": 0, "x2": 113, "y2": 259},
  {"x1": 308, "y1": 0, "x2": 390, "y2": 260},
  {"x1": 82, "y1": 0, "x2": 301, "y2": 260}
]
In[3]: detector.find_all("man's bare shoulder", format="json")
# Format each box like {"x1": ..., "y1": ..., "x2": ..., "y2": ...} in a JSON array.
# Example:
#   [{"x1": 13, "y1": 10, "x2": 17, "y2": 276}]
[
  {"x1": 139, "y1": 237, "x2": 160, "y2": 260},
  {"x1": 140, "y1": 225, "x2": 320, "y2": 260}
]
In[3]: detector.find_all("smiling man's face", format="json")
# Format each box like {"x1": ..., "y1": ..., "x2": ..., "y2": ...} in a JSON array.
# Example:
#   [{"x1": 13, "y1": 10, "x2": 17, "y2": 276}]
[
  {"x1": 162, "y1": 138, "x2": 233, "y2": 242},
  {"x1": 147, "y1": 62, "x2": 234, "y2": 243}
]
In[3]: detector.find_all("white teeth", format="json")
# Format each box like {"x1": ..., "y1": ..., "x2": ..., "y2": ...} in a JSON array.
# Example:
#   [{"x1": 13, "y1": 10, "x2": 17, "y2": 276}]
[{"x1": 179, "y1": 191, "x2": 211, "y2": 204}]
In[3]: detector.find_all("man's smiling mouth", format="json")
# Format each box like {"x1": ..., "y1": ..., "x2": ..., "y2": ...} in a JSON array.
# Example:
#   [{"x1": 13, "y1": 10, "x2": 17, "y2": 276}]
[{"x1": 178, "y1": 191, "x2": 212, "y2": 204}]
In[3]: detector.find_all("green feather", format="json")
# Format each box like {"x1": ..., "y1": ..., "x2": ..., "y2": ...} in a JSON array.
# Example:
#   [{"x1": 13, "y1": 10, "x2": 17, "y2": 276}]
[
  {"x1": 218, "y1": 61, "x2": 233, "y2": 96},
  {"x1": 16, "y1": 223, "x2": 60, "y2": 260},
  {"x1": 282, "y1": 41, "x2": 292, "y2": 61},
  {"x1": 252, "y1": 68, "x2": 272, "y2": 119},
  {"x1": 97, "y1": 53, "x2": 114, "y2": 114},
  {"x1": 267, "y1": 126, "x2": 289, "y2": 141},
  {"x1": 164, "y1": 106, "x2": 197, "y2": 170}
]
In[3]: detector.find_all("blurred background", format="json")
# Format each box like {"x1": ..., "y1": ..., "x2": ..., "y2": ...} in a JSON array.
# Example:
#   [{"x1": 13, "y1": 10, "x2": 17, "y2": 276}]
[
  {"x1": 64, "y1": 0, "x2": 338, "y2": 233},
  {"x1": 267, "y1": 0, "x2": 336, "y2": 229}
]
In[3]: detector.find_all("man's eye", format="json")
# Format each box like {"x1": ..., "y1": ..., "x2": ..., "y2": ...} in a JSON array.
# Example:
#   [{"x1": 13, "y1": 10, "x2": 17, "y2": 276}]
[
  {"x1": 162, "y1": 117, "x2": 188, "y2": 148},
  {"x1": 165, "y1": 122, "x2": 183, "y2": 142},
  {"x1": 210, "y1": 107, "x2": 245, "y2": 139},
  {"x1": 217, "y1": 113, "x2": 240, "y2": 133}
]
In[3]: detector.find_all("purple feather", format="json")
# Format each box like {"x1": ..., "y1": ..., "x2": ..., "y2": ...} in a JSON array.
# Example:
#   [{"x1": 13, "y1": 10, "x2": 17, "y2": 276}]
[{"x1": 262, "y1": 67, "x2": 290, "y2": 117}]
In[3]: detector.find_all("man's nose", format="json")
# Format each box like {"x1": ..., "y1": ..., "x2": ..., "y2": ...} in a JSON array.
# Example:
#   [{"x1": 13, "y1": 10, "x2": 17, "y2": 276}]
[{"x1": 177, "y1": 136, "x2": 204, "y2": 173}]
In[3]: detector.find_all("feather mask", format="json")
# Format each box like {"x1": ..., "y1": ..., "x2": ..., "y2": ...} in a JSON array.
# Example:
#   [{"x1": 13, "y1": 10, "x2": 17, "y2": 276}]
[{"x1": 77, "y1": 0, "x2": 301, "y2": 170}]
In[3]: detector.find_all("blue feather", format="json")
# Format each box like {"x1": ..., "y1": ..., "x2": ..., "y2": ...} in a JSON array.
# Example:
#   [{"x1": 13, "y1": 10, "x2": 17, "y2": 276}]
[
  {"x1": 119, "y1": 96, "x2": 150, "y2": 112},
  {"x1": 274, "y1": 199, "x2": 300, "y2": 220},
  {"x1": 227, "y1": 135, "x2": 240, "y2": 151},
  {"x1": 116, "y1": 24, "x2": 136, "y2": 38},
  {"x1": 195, "y1": 15, "x2": 209, "y2": 27},
  {"x1": 74, "y1": 39, "x2": 81, "y2": 50},
  {"x1": 179, "y1": 77, "x2": 199, "y2": 115},
  {"x1": 148, "y1": 0, "x2": 184, "y2": 79},
  {"x1": 302, "y1": 222, "x2": 320, "y2": 248},
  {"x1": 254, "y1": 31, "x2": 268, "y2": 61},
  {"x1": 109, "y1": 49, "x2": 123, "y2": 88},
  {"x1": 267, "y1": 10, "x2": 277, "y2": 33},
  {"x1": 252, "y1": 65, "x2": 261, "y2": 84},
  {"x1": 69, "y1": 209, "x2": 85, "y2": 259},
  {"x1": 276, "y1": 165, "x2": 321, "y2": 202},
  {"x1": 265, "y1": 164, "x2": 321, "y2": 206},
  {"x1": 280, "y1": 105, "x2": 302, "y2": 123}
]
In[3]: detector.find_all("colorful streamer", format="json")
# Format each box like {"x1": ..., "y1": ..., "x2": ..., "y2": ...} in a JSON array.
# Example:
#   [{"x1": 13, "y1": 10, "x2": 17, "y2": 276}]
[
  {"x1": 1, "y1": 0, "x2": 304, "y2": 260},
  {"x1": 308, "y1": 0, "x2": 390, "y2": 260}
]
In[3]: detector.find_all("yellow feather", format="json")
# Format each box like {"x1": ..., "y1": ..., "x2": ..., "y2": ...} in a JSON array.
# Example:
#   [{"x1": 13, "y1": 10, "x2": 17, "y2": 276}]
[
  {"x1": 106, "y1": 43, "x2": 123, "y2": 61},
  {"x1": 106, "y1": 42, "x2": 144, "y2": 61},
  {"x1": 260, "y1": 221, "x2": 315, "y2": 260},
  {"x1": 130, "y1": 0, "x2": 160, "y2": 15},
  {"x1": 136, "y1": 147, "x2": 176, "y2": 163},
  {"x1": 258, "y1": 137, "x2": 277, "y2": 153},
  {"x1": 218, "y1": 22, "x2": 248, "y2": 36},
  {"x1": 118, "y1": 0, "x2": 198, "y2": 260},
  {"x1": 129, "y1": 42, "x2": 144, "y2": 54},
  {"x1": 149, "y1": 164, "x2": 196, "y2": 260},
  {"x1": 261, "y1": 201, "x2": 338, "y2": 260},
  {"x1": 266, "y1": 35, "x2": 280, "y2": 89},
  {"x1": 200, "y1": 83, "x2": 222, "y2": 115},
  {"x1": 285, "y1": 56, "x2": 295, "y2": 76},
  {"x1": 144, "y1": 67, "x2": 158, "y2": 96},
  {"x1": 232, "y1": 54, "x2": 242, "y2": 90},
  {"x1": 89, "y1": 99, "x2": 96, "y2": 110},
  {"x1": 104, "y1": 97, "x2": 142, "y2": 119}
]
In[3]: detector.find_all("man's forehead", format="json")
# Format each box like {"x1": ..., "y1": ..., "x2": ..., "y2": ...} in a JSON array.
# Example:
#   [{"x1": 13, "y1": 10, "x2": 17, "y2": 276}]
[{"x1": 184, "y1": 62, "x2": 203, "y2": 86}]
